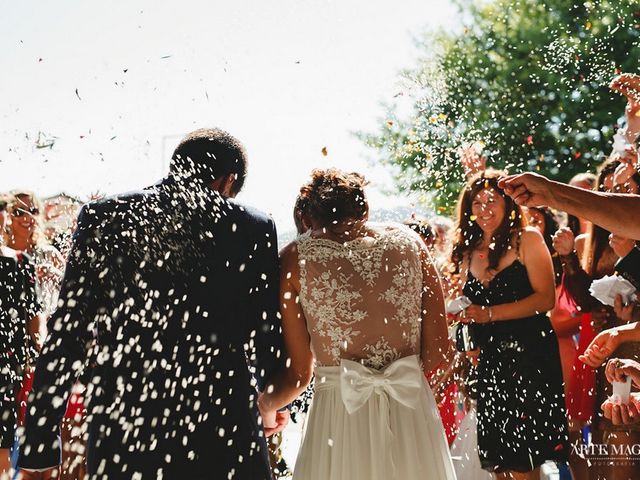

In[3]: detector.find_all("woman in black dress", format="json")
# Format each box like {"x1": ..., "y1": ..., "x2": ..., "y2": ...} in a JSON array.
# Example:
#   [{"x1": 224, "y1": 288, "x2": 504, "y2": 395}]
[
  {"x1": 0, "y1": 197, "x2": 40, "y2": 477},
  {"x1": 450, "y1": 170, "x2": 569, "y2": 479}
]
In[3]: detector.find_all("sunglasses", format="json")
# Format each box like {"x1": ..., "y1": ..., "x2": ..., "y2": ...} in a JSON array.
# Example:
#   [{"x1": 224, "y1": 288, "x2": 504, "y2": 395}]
[{"x1": 11, "y1": 207, "x2": 40, "y2": 217}]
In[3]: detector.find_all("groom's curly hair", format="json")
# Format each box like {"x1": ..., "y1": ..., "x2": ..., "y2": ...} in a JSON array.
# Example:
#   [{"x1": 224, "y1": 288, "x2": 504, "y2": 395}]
[{"x1": 299, "y1": 169, "x2": 369, "y2": 227}]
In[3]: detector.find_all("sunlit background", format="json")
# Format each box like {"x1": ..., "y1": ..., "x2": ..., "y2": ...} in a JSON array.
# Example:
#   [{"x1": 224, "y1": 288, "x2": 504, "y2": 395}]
[{"x1": 0, "y1": 0, "x2": 456, "y2": 236}]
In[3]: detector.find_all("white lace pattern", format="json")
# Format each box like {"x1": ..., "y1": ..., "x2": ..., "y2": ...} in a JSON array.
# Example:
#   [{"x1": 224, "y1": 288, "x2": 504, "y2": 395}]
[{"x1": 296, "y1": 225, "x2": 424, "y2": 369}]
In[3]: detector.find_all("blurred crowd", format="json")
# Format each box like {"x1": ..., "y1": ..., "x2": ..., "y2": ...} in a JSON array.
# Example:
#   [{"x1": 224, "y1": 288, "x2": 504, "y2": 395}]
[{"x1": 0, "y1": 191, "x2": 86, "y2": 480}]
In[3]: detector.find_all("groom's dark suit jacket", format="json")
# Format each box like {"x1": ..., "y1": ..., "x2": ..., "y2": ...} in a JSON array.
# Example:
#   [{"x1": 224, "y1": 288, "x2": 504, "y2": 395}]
[{"x1": 18, "y1": 176, "x2": 285, "y2": 479}]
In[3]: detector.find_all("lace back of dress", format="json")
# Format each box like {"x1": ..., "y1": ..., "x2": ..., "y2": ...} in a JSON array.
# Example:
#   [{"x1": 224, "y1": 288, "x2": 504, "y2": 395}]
[{"x1": 296, "y1": 226, "x2": 424, "y2": 369}]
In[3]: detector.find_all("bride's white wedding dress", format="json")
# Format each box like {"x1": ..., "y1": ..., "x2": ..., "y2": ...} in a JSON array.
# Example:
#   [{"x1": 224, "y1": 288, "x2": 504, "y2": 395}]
[{"x1": 292, "y1": 226, "x2": 456, "y2": 480}]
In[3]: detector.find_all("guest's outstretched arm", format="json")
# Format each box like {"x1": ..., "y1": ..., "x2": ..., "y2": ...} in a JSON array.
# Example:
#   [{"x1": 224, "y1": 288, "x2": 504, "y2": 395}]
[{"x1": 500, "y1": 173, "x2": 640, "y2": 240}]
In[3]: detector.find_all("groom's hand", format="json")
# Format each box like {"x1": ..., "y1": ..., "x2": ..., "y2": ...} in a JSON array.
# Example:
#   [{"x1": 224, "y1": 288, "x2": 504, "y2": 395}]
[
  {"x1": 498, "y1": 172, "x2": 553, "y2": 208},
  {"x1": 264, "y1": 410, "x2": 290, "y2": 437}
]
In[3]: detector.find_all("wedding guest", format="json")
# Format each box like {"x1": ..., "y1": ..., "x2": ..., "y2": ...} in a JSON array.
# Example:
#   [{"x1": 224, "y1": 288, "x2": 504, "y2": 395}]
[
  {"x1": 6, "y1": 191, "x2": 64, "y2": 316},
  {"x1": 526, "y1": 207, "x2": 579, "y2": 398},
  {"x1": 5, "y1": 192, "x2": 87, "y2": 480},
  {"x1": 450, "y1": 169, "x2": 568, "y2": 479},
  {"x1": 552, "y1": 160, "x2": 622, "y2": 329},
  {"x1": 0, "y1": 196, "x2": 40, "y2": 479},
  {"x1": 556, "y1": 159, "x2": 640, "y2": 479},
  {"x1": 512, "y1": 78, "x2": 639, "y2": 247},
  {"x1": 554, "y1": 193, "x2": 605, "y2": 479}
]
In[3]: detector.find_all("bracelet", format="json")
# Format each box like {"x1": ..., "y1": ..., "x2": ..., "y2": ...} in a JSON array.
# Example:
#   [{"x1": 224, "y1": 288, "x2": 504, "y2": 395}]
[{"x1": 488, "y1": 307, "x2": 493, "y2": 322}]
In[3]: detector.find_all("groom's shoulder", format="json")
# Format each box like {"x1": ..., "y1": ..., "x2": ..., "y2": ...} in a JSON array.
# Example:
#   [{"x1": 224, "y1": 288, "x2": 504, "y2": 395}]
[
  {"x1": 73, "y1": 190, "x2": 160, "y2": 230},
  {"x1": 76, "y1": 188, "x2": 151, "y2": 226},
  {"x1": 224, "y1": 197, "x2": 275, "y2": 231}
]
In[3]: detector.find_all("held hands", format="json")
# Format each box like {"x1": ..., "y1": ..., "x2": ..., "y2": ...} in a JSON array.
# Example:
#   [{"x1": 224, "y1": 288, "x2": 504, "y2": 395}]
[
  {"x1": 552, "y1": 227, "x2": 576, "y2": 256},
  {"x1": 257, "y1": 394, "x2": 290, "y2": 437},
  {"x1": 579, "y1": 328, "x2": 622, "y2": 367},
  {"x1": 263, "y1": 410, "x2": 290, "y2": 437},
  {"x1": 260, "y1": 406, "x2": 277, "y2": 430}
]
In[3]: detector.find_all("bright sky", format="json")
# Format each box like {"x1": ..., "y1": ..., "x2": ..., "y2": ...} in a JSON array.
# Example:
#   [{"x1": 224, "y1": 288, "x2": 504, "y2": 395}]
[{"x1": 0, "y1": 0, "x2": 455, "y2": 233}]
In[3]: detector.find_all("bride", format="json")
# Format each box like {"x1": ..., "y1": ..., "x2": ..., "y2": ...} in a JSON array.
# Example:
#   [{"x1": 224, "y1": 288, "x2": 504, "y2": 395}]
[{"x1": 259, "y1": 169, "x2": 456, "y2": 479}]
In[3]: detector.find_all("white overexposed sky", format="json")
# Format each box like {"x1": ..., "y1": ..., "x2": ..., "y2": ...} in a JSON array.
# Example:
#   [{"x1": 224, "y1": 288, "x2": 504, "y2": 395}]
[{"x1": 0, "y1": 0, "x2": 456, "y2": 233}]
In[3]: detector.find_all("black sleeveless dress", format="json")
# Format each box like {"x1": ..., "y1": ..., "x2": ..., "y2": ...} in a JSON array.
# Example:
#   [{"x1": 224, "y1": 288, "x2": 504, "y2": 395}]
[
  {"x1": 0, "y1": 252, "x2": 39, "y2": 448},
  {"x1": 463, "y1": 260, "x2": 569, "y2": 473}
]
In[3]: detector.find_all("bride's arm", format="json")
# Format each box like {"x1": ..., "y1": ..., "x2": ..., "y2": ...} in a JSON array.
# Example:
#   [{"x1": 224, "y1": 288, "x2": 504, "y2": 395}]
[
  {"x1": 419, "y1": 241, "x2": 451, "y2": 374},
  {"x1": 258, "y1": 241, "x2": 314, "y2": 414}
]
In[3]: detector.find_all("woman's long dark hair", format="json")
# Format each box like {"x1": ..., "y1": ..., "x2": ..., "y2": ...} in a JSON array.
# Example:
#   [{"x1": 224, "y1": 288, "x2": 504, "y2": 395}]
[
  {"x1": 567, "y1": 172, "x2": 596, "y2": 236},
  {"x1": 450, "y1": 169, "x2": 526, "y2": 275},
  {"x1": 529, "y1": 206, "x2": 562, "y2": 286},
  {"x1": 582, "y1": 159, "x2": 619, "y2": 276}
]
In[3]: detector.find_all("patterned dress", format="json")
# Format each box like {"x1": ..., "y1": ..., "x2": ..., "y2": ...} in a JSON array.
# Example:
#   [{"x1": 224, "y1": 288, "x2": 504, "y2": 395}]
[
  {"x1": 291, "y1": 225, "x2": 455, "y2": 480},
  {"x1": 0, "y1": 250, "x2": 39, "y2": 448},
  {"x1": 463, "y1": 260, "x2": 569, "y2": 473}
]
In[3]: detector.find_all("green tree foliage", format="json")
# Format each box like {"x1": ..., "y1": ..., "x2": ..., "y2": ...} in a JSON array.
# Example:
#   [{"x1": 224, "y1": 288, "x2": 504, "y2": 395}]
[{"x1": 361, "y1": 0, "x2": 640, "y2": 214}]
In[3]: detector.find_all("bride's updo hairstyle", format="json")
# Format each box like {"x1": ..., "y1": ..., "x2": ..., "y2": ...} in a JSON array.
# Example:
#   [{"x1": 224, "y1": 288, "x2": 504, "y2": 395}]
[{"x1": 298, "y1": 169, "x2": 369, "y2": 228}]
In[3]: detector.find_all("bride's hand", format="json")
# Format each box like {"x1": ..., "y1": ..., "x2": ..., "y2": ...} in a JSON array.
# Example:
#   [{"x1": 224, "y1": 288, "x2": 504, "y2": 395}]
[
  {"x1": 264, "y1": 410, "x2": 291, "y2": 437},
  {"x1": 258, "y1": 394, "x2": 278, "y2": 432},
  {"x1": 261, "y1": 409, "x2": 277, "y2": 430},
  {"x1": 257, "y1": 394, "x2": 277, "y2": 430}
]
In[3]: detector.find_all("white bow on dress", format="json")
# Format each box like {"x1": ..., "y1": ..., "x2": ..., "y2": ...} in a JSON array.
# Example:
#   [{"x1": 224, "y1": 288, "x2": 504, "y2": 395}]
[{"x1": 339, "y1": 355, "x2": 423, "y2": 415}]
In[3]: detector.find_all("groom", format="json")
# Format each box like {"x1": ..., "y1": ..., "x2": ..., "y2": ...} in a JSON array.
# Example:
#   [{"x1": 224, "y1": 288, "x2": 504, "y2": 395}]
[{"x1": 17, "y1": 128, "x2": 286, "y2": 479}]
